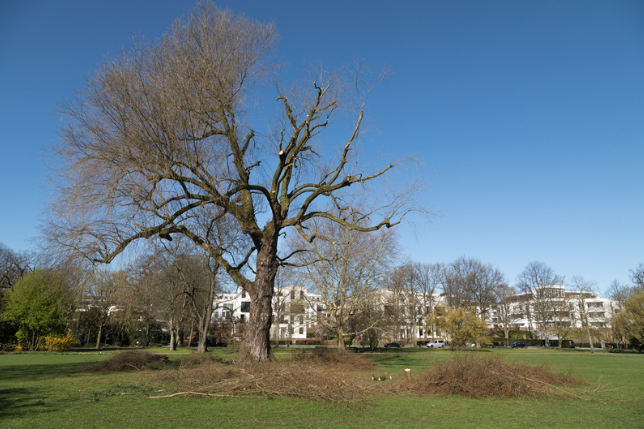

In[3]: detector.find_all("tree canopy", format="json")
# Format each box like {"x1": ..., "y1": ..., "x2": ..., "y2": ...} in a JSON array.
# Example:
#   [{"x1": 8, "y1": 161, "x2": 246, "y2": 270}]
[
  {"x1": 1, "y1": 270, "x2": 70, "y2": 351},
  {"x1": 46, "y1": 2, "x2": 416, "y2": 362}
]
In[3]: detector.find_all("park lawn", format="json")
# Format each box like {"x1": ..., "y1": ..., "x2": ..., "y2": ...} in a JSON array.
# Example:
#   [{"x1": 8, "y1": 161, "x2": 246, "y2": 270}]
[{"x1": 1, "y1": 349, "x2": 642, "y2": 428}]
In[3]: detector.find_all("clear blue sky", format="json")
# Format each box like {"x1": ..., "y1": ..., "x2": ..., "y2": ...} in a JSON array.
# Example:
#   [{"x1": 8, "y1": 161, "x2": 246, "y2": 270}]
[{"x1": 1, "y1": 0, "x2": 642, "y2": 294}]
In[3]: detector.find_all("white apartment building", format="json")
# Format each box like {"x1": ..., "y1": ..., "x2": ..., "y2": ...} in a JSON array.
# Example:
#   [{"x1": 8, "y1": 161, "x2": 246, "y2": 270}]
[
  {"x1": 212, "y1": 284, "x2": 615, "y2": 343},
  {"x1": 212, "y1": 285, "x2": 327, "y2": 340},
  {"x1": 211, "y1": 285, "x2": 445, "y2": 342},
  {"x1": 488, "y1": 285, "x2": 615, "y2": 336}
]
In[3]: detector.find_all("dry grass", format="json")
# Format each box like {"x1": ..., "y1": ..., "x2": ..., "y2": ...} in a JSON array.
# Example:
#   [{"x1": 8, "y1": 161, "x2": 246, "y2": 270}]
[
  {"x1": 403, "y1": 353, "x2": 588, "y2": 399},
  {"x1": 85, "y1": 351, "x2": 169, "y2": 372}
]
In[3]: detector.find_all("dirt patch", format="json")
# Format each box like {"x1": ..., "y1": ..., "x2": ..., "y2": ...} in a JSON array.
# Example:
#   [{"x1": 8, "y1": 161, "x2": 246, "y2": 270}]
[
  {"x1": 403, "y1": 353, "x2": 588, "y2": 399},
  {"x1": 85, "y1": 351, "x2": 169, "y2": 372}
]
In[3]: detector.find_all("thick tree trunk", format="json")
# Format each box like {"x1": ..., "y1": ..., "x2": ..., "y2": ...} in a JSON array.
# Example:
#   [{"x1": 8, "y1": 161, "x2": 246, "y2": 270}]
[
  {"x1": 239, "y1": 283, "x2": 273, "y2": 362},
  {"x1": 238, "y1": 241, "x2": 278, "y2": 364},
  {"x1": 337, "y1": 331, "x2": 346, "y2": 353}
]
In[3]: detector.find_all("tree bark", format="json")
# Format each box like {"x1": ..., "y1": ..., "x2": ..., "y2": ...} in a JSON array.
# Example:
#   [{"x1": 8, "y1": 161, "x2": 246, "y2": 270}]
[
  {"x1": 238, "y1": 241, "x2": 278, "y2": 363},
  {"x1": 337, "y1": 332, "x2": 346, "y2": 353},
  {"x1": 169, "y1": 320, "x2": 177, "y2": 351},
  {"x1": 95, "y1": 324, "x2": 102, "y2": 349}
]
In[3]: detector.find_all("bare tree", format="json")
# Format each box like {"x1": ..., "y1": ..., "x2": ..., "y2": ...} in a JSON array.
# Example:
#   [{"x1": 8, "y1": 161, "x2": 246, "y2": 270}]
[
  {"x1": 294, "y1": 215, "x2": 397, "y2": 352},
  {"x1": 390, "y1": 263, "x2": 421, "y2": 346},
  {"x1": 493, "y1": 283, "x2": 519, "y2": 346},
  {"x1": 443, "y1": 257, "x2": 503, "y2": 321},
  {"x1": 46, "y1": 2, "x2": 416, "y2": 363},
  {"x1": 414, "y1": 262, "x2": 443, "y2": 342},
  {"x1": 569, "y1": 276, "x2": 600, "y2": 352},
  {"x1": 83, "y1": 269, "x2": 128, "y2": 349},
  {"x1": 631, "y1": 264, "x2": 644, "y2": 291},
  {"x1": 516, "y1": 261, "x2": 565, "y2": 348},
  {"x1": 0, "y1": 243, "x2": 34, "y2": 292}
]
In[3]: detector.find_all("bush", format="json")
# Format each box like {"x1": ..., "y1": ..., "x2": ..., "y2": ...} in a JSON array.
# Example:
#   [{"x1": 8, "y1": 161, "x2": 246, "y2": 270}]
[{"x1": 42, "y1": 333, "x2": 76, "y2": 352}]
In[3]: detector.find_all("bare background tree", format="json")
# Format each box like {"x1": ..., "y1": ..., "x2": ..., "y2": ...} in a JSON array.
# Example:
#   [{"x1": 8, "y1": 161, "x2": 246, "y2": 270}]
[
  {"x1": 569, "y1": 275, "x2": 599, "y2": 352},
  {"x1": 293, "y1": 215, "x2": 397, "y2": 352},
  {"x1": 442, "y1": 257, "x2": 504, "y2": 321},
  {"x1": 516, "y1": 261, "x2": 565, "y2": 348},
  {"x1": 493, "y1": 283, "x2": 519, "y2": 346},
  {"x1": 45, "y1": 2, "x2": 417, "y2": 363},
  {"x1": 414, "y1": 262, "x2": 443, "y2": 343}
]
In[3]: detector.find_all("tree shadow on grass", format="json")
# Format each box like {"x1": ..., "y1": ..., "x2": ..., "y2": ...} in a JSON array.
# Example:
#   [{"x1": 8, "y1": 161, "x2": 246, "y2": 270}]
[
  {"x1": 0, "y1": 387, "x2": 52, "y2": 421},
  {"x1": 0, "y1": 362, "x2": 90, "y2": 383}
]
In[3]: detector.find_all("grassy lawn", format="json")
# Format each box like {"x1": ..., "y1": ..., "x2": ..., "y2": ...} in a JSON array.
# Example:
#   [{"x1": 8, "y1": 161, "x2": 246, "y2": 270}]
[{"x1": 1, "y1": 348, "x2": 642, "y2": 428}]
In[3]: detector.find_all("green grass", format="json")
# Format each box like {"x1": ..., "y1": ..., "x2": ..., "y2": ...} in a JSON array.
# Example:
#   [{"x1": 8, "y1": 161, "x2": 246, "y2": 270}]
[{"x1": 1, "y1": 348, "x2": 643, "y2": 428}]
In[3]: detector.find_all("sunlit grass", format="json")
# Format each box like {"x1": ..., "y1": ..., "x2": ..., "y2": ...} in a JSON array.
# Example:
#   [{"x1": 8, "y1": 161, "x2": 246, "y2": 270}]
[{"x1": 1, "y1": 348, "x2": 642, "y2": 428}]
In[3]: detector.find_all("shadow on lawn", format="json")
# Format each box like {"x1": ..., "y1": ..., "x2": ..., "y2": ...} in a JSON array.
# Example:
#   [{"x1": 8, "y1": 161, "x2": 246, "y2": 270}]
[
  {"x1": 0, "y1": 361, "x2": 89, "y2": 383},
  {"x1": 0, "y1": 387, "x2": 51, "y2": 420}
]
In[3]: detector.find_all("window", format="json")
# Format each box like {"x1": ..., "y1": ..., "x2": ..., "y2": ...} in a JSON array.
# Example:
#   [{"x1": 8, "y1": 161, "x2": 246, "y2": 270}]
[
  {"x1": 300, "y1": 290, "x2": 304, "y2": 299},
  {"x1": 241, "y1": 302, "x2": 251, "y2": 313},
  {"x1": 240, "y1": 314, "x2": 245, "y2": 322},
  {"x1": 299, "y1": 327, "x2": 304, "y2": 335},
  {"x1": 290, "y1": 290, "x2": 295, "y2": 300},
  {"x1": 242, "y1": 289, "x2": 246, "y2": 299}
]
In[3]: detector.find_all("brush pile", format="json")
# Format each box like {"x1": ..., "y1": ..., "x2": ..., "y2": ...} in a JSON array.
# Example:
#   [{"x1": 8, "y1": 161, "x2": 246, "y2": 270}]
[
  {"x1": 85, "y1": 351, "x2": 169, "y2": 372},
  {"x1": 404, "y1": 353, "x2": 587, "y2": 399},
  {"x1": 154, "y1": 350, "x2": 381, "y2": 407}
]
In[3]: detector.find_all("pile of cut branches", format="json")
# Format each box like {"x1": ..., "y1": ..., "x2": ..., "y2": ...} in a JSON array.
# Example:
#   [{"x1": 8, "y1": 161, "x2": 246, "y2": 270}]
[
  {"x1": 153, "y1": 352, "x2": 384, "y2": 407},
  {"x1": 85, "y1": 351, "x2": 169, "y2": 372},
  {"x1": 403, "y1": 353, "x2": 587, "y2": 399}
]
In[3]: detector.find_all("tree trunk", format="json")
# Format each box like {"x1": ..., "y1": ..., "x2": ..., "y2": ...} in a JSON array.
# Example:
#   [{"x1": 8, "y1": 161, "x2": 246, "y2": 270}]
[
  {"x1": 337, "y1": 331, "x2": 346, "y2": 353},
  {"x1": 238, "y1": 242, "x2": 278, "y2": 364},
  {"x1": 95, "y1": 324, "x2": 102, "y2": 349},
  {"x1": 239, "y1": 284, "x2": 273, "y2": 362},
  {"x1": 586, "y1": 326, "x2": 595, "y2": 353},
  {"x1": 168, "y1": 320, "x2": 176, "y2": 351},
  {"x1": 196, "y1": 271, "x2": 218, "y2": 353}
]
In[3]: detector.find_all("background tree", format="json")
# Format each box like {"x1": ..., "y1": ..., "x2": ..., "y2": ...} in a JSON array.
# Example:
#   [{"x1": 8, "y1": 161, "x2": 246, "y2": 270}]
[
  {"x1": 84, "y1": 270, "x2": 128, "y2": 349},
  {"x1": 611, "y1": 264, "x2": 644, "y2": 351},
  {"x1": 46, "y1": 2, "x2": 416, "y2": 363},
  {"x1": 1, "y1": 270, "x2": 71, "y2": 350},
  {"x1": 442, "y1": 257, "x2": 503, "y2": 321},
  {"x1": 516, "y1": 261, "x2": 565, "y2": 347},
  {"x1": 0, "y1": 243, "x2": 37, "y2": 344},
  {"x1": 630, "y1": 264, "x2": 644, "y2": 291},
  {"x1": 414, "y1": 262, "x2": 443, "y2": 342},
  {"x1": 390, "y1": 263, "x2": 421, "y2": 345},
  {"x1": 0, "y1": 243, "x2": 34, "y2": 292},
  {"x1": 493, "y1": 283, "x2": 520, "y2": 346},
  {"x1": 437, "y1": 306, "x2": 491, "y2": 349},
  {"x1": 294, "y1": 215, "x2": 397, "y2": 353},
  {"x1": 382, "y1": 268, "x2": 407, "y2": 343},
  {"x1": 609, "y1": 279, "x2": 631, "y2": 348},
  {"x1": 612, "y1": 289, "x2": 644, "y2": 351},
  {"x1": 570, "y1": 276, "x2": 599, "y2": 352}
]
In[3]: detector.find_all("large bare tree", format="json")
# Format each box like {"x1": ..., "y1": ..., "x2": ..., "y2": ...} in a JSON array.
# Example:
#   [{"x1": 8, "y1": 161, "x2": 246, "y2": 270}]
[{"x1": 46, "y1": 3, "x2": 413, "y2": 362}]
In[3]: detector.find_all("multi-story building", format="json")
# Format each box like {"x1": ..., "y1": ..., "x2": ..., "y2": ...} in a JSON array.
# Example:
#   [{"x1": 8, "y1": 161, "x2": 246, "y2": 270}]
[
  {"x1": 212, "y1": 284, "x2": 615, "y2": 344},
  {"x1": 487, "y1": 285, "x2": 615, "y2": 338},
  {"x1": 212, "y1": 285, "x2": 327, "y2": 341}
]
